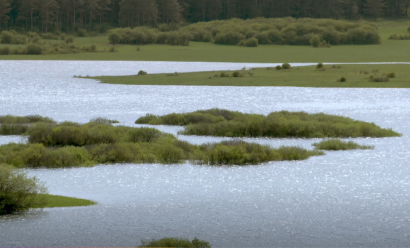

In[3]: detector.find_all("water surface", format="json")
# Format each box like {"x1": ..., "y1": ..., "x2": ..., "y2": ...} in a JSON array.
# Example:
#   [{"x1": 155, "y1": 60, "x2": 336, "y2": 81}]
[{"x1": 1, "y1": 61, "x2": 410, "y2": 247}]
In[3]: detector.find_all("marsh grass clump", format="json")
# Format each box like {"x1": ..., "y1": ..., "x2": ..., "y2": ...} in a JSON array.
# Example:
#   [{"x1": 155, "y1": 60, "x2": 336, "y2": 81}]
[
  {"x1": 138, "y1": 70, "x2": 148, "y2": 75},
  {"x1": 313, "y1": 139, "x2": 374, "y2": 151},
  {"x1": 0, "y1": 164, "x2": 47, "y2": 215},
  {"x1": 136, "y1": 109, "x2": 401, "y2": 138},
  {"x1": 139, "y1": 237, "x2": 211, "y2": 248}
]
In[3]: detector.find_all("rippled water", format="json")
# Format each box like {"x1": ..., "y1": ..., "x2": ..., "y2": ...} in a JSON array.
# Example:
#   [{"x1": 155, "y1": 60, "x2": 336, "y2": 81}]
[{"x1": 1, "y1": 61, "x2": 410, "y2": 247}]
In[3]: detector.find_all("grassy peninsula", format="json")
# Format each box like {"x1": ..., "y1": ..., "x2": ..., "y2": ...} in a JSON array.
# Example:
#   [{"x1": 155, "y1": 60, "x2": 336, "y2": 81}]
[
  {"x1": 136, "y1": 109, "x2": 400, "y2": 138},
  {"x1": 0, "y1": 116, "x2": 324, "y2": 167},
  {"x1": 87, "y1": 63, "x2": 410, "y2": 88},
  {"x1": 42, "y1": 195, "x2": 96, "y2": 208}
]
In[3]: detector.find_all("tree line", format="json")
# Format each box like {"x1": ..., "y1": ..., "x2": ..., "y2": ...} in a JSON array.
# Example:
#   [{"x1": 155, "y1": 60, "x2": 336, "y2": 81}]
[{"x1": 0, "y1": 0, "x2": 409, "y2": 33}]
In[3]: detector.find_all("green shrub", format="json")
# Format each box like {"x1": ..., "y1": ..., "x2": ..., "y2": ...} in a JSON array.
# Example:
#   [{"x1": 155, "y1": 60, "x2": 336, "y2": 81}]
[
  {"x1": 139, "y1": 237, "x2": 211, "y2": 248},
  {"x1": 0, "y1": 31, "x2": 14, "y2": 44},
  {"x1": 369, "y1": 77, "x2": 389, "y2": 82},
  {"x1": 59, "y1": 34, "x2": 66, "y2": 41},
  {"x1": 26, "y1": 44, "x2": 42, "y2": 55},
  {"x1": 0, "y1": 164, "x2": 47, "y2": 215},
  {"x1": 214, "y1": 32, "x2": 245, "y2": 45},
  {"x1": 138, "y1": 70, "x2": 148, "y2": 75},
  {"x1": 254, "y1": 32, "x2": 271, "y2": 44},
  {"x1": 244, "y1": 37, "x2": 258, "y2": 47},
  {"x1": 219, "y1": 72, "x2": 230, "y2": 77},
  {"x1": 310, "y1": 34, "x2": 321, "y2": 47},
  {"x1": 65, "y1": 36, "x2": 74, "y2": 43},
  {"x1": 77, "y1": 29, "x2": 88, "y2": 37},
  {"x1": 202, "y1": 32, "x2": 213, "y2": 42},
  {"x1": 316, "y1": 63, "x2": 324, "y2": 69},
  {"x1": 275, "y1": 65, "x2": 282, "y2": 70},
  {"x1": 312, "y1": 139, "x2": 374, "y2": 150},
  {"x1": 282, "y1": 63, "x2": 291, "y2": 69}
]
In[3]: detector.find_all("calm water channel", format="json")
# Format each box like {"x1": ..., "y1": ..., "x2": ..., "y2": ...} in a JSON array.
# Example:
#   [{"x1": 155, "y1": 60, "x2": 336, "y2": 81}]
[{"x1": 1, "y1": 61, "x2": 410, "y2": 247}]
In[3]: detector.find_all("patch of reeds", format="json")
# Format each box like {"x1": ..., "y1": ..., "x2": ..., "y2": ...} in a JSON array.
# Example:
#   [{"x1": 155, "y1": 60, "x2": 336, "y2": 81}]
[
  {"x1": 312, "y1": 139, "x2": 374, "y2": 150},
  {"x1": 135, "y1": 109, "x2": 401, "y2": 138},
  {"x1": 139, "y1": 237, "x2": 211, "y2": 248}
]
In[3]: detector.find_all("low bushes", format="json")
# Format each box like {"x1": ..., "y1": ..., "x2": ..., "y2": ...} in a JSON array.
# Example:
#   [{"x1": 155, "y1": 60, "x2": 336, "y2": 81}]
[
  {"x1": 138, "y1": 70, "x2": 148, "y2": 75},
  {"x1": 136, "y1": 109, "x2": 401, "y2": 138},
  {"x1": 0, "y1": 31, "x2": 26, "y2": 44},
  {"x1": 313, "y1": 139, "x2": 374, "y2": 150},
  {"x1": 0, "y1": 164, "x2": 47, "y2": 215},
  {"x1": 0, "y1": 115, "x2": 56, "y2": 135}
]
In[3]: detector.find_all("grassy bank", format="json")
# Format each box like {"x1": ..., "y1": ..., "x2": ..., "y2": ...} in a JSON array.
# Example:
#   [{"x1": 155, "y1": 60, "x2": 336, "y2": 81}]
[
  {"x1": 1, "y1": 20, "x2": 410, "y2": 62},
  {"x1": 136, "y1": 109, "x2": 400, "y2": 138},
  {"x1": 41, "y1": 194, "x2": 97, "y2": 208},
  {"x1": 87, "y1": 64, "x2": 410, "y2": 88},
  {"x1": 0, "y1": 117, "x2": 324, "y2": 167}
]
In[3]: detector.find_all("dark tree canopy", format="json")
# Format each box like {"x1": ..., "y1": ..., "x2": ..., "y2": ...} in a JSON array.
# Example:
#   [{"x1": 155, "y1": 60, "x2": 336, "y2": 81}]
[{"x1": 0, "y1": 0, "x2": 407, "y2": 32}]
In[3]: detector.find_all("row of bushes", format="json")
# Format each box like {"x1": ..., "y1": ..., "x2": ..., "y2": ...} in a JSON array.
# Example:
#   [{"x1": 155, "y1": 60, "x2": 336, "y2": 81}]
[
  {"x1": 0, "y1": 115, "x2": 56, "y2": 135},
  {"x1": 108, "y1": 27, "x2": 192, "y2": 46},
  {"x1": 136, "y1": 109, "x2": 401, "y2": 138},
  {"x1": 181, "y1": 17, "x2": 380, "y2": 45},
  {"x1": 0, "y1": 42, "x2": 97, "y2": 55}
]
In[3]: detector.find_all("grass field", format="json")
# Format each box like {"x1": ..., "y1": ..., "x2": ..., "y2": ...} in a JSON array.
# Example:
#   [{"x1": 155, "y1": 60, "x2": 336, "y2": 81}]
[
  {"x1": 1, "y1": 20, "x2": 410, "y2": 63},
  {"x1": 86, "y1": 63, "x2": 410, "y2": 88},
  {"x1": 39, "y1": 194, "x2": 97, "y2": 208}
]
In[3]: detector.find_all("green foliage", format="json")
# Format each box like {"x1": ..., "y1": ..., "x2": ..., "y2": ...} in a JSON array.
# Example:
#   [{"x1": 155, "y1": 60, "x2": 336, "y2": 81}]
[
  {"x1": 232, "y1": 71, "x2": 243, "y2": 77},
  {"x1": 138, "y1": 70, "x2": 148, "y2": 75},
  {"x1": 136, "y1": 109, "x2": 401, "y2": 138},
  {"x1": 0, "y1": 47, "x2": 10, "y2": 55},
  {"x1": 65, "y1": 36, "x2": 74, "y2": 43},
  {"x1": 0, "y1": 164, "x2": 47, "y2": 215},
  {"x1": 316, "y1": 63, "x2": 324, "y2": 69},
  {"x1": 310, "y1": 34, "x2": 321, "y2": 47},
  {"x1": 108, "y1": 33, "x2": 119, "y2": 46},
  {"x1": 275, "y1": 65, "x2": 282, "y2": 70},
  {"x1": 139, "y1": 237, "x2": 211, "y2": 248},
  {"x1": 244, "y1": 37, "x2": 258, "y2": 47},
  {"x1": 77, "y1": 29, "x2": 88, "y2": 37},
  {"x1": 26, "y1": 44, "x2": 42, "y2": 55},
  {"x1": 339, "y1": 77, "x2": 347, "y2": 82},
  {"x1": 214, "y1": 32, "x2": 245, "y2": 45},
  {"x1": 219, "y1": 72, "x2": 230, "y2": 77},
  {"x1": 313, "y1": 139, "x2": 374, "y2": 150},
  {"x1": 369, "y1": 76, "x2": 389, "y2": 82},
  {"x1": 0, "y1": 115, "x2": 56, "y2": 135},
  {"x1": 0, "y1": 31, "x2": 26, "y2": 44}
]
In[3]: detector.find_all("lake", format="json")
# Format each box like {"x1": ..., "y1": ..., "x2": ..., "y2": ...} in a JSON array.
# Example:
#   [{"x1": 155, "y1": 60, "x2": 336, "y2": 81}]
[{"x1": 1, "y1": 61, "x2": 410, "y2": 247}]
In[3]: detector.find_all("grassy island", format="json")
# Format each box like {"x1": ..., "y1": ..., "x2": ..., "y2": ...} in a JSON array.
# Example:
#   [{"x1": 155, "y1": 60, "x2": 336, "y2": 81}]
[
  {"x1": 86, "y1": 64, "x2": 410, "y2": 88},
  {"x1": 0, "y1": 116, "x2": 323, "y2": 167},
  {"x1": 313, "y1": 139, "x2": 375, "y2": 151},
  {"x1": 136, "y1": 109, "x2": 400, "y2": 138}
]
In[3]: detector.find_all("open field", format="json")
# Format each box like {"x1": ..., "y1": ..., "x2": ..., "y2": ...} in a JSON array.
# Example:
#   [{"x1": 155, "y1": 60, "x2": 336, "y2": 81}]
[
  {"x1": 40, "y1": 194, "x2": 97, "y2": 208},
  {"x1": 1, "y1": 20, "x2": 410, "y2": 62},
  {"x1": 87, "y1": 64, "x2": 410, "y2": 88}
]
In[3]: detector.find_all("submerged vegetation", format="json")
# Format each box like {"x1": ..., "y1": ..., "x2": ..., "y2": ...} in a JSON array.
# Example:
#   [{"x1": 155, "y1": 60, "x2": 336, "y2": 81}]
[
  {"x1": 313, "y1": 139, "x2": 374, "y2": 151},
  {"x1": 139, "y1": 237, "x2": 211, "y2": 248},
  {"x1": 136, "y1": 109, "x2": 400, "y2": 138},
  {"x1": 0, "y1": 116, "x2": 323, "y2": 168}
]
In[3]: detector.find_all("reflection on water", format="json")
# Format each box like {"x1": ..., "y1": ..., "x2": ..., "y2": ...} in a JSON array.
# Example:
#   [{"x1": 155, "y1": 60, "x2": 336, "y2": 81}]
[{"x1": 1, "y1": 61, "x2": 410, "y2": 247}]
